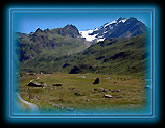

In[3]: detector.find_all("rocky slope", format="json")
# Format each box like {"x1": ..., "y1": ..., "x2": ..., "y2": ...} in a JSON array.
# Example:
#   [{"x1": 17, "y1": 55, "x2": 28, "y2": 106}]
[
  {"x1": 17, "y1": 25, "x2": 89, "y2": 62},
  {"x1": 80, "y1": 17, "x2": 147, "y2": 42}
]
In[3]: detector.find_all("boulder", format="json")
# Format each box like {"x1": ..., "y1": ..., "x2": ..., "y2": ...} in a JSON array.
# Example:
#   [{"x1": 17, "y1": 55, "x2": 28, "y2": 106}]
[
  {"x1": 104, "y1": 94, "x2": 113, "y2": 98},
  {"x1": 93, "y1": 78, "x2": 99, "y2": 84},
  {"x1": 74, "y1": 92, "x2": 81, "y2": 96},
  {"x1": 111, "y1": 89, "x2": 120, "y2": 92},
  {"x1": 94, "y1": 88, "x2": 108, "y2": 92},
  {"x1": 27, "y1": 82, "x2": 46, "y2": 87},
  {"x1": 52, "y1": 84, "x2": 63, "y2": 87},
  {"x1": 101, "y1": 88, "x2": 109, "y2": 92}
]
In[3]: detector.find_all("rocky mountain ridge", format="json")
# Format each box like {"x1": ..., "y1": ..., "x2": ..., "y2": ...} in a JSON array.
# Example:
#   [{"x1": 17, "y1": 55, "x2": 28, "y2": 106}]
[
  {"x1": 80, "y1": 17, "x2": 147, "y2": 42},
  {"x1": 17, "y1": 24, "x2": 88, "y2": 62}
]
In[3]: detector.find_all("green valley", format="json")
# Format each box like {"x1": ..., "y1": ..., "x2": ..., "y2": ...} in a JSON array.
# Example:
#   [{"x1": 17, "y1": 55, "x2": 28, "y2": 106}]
[
  {"x1": 16, "y1": 19, "x2": 150, "y2": 112},
  {"x1": 20, "y1": 34, "x2": 149, "y2": 77}
]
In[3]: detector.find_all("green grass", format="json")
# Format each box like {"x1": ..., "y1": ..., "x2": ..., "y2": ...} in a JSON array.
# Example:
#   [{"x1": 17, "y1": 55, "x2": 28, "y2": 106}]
[
  {"x1": 20, "y1": 34, "x2": 148, "y2": 77},
  {"x1": 18, "y1": 72, "x2": 145, "y2": 112}
]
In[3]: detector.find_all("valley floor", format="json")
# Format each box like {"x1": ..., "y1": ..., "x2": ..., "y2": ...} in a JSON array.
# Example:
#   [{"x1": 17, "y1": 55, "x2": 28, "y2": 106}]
[{"x1": 18, "y1": 72, "x2": 146, "y2": 113}]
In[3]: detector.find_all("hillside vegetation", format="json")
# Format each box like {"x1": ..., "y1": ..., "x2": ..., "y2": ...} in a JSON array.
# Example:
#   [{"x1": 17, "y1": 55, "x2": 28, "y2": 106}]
[
  {"x1": 20, "y1": 34, "x2": 148, "y2": 77},
  {"x1": 17, "y1": 25, "x2": 90, "y2": 62}
]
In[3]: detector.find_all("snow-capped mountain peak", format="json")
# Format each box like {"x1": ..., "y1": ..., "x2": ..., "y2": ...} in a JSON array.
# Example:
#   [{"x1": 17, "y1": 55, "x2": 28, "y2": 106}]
[
  {"x1": 79, "y1": 17, "x2": 146, "y2": 42},
  {"x1": 104, "y1": 20, "x2": 117, "y2": 28},
  {"x1": 79, "y1": 18, "x2": 128, "y2": 42},
  {"x1": 104, "y1": 17, "x2": 127, "y2": 28}
]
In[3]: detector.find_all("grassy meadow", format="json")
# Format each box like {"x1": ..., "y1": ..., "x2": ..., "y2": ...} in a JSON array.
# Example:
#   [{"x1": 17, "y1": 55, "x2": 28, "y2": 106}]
[{"x1": 18, "y1": 72, "x2": 146, "y2": 112}]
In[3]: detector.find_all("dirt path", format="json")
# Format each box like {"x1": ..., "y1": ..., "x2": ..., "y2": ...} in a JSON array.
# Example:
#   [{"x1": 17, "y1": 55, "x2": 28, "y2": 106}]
[{"x1": 16, "y1": 93, "x2": 40, "y2": 112}]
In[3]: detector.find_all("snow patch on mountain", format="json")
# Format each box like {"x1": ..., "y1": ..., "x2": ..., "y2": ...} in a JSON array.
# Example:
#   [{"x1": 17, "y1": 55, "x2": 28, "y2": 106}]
[
  {"x1": 79, "y1": 17, "x2": 145, "y2": 42},
  {"x1": 97, "y1": 38, "x2": 105, "y2": 42},
  {"x1": 94, "y1": 28, "x2": 99, "y2": 31},
  {"x1": 120, "y1": 19, "x2": 127, "y2": 23},
  {"x1": 79, "y1": 30, "x2": 97, "y2": 42},
  {"x1": 79, "y1": 18, "x2": 128, "y2": 42},
  {"x1": 104, "y1": 20, "x2": 117, "y2": 28},
  {"x1": 104, "y1": 18, "x2": 127, "y2": 28}
]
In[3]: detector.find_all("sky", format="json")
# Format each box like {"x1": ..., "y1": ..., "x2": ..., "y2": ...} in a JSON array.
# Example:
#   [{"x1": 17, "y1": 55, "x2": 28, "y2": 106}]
[{"x1": 13, "y1": 11, "x2": 152, "y2": 34}]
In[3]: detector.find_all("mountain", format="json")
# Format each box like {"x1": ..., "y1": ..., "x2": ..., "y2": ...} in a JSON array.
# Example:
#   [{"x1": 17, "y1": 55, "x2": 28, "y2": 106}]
[
  {"x1": 17, "y1": 17, "x2": 149, "y2": 76},
  {"x1": 17, "y1": 25, "x2": 90, "y2": 62},
  {"x1": 79, "y1": 17, "x2": 147, "y2": 42},
  {"x1": 21, "y1": 34, "x2": 149, "y2": 76},
  {"x1": 64, "y1": 34, "x2": 148, "y2": 76},
  {"x1": 50, "y1": 24, "x2": 81, "y2": 38}
]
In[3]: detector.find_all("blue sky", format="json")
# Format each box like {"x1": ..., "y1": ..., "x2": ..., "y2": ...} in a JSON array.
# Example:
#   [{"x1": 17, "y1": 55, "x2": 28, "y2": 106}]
[{"x1": 13, "y1": 11, "x2": 152, "y2": 34}]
